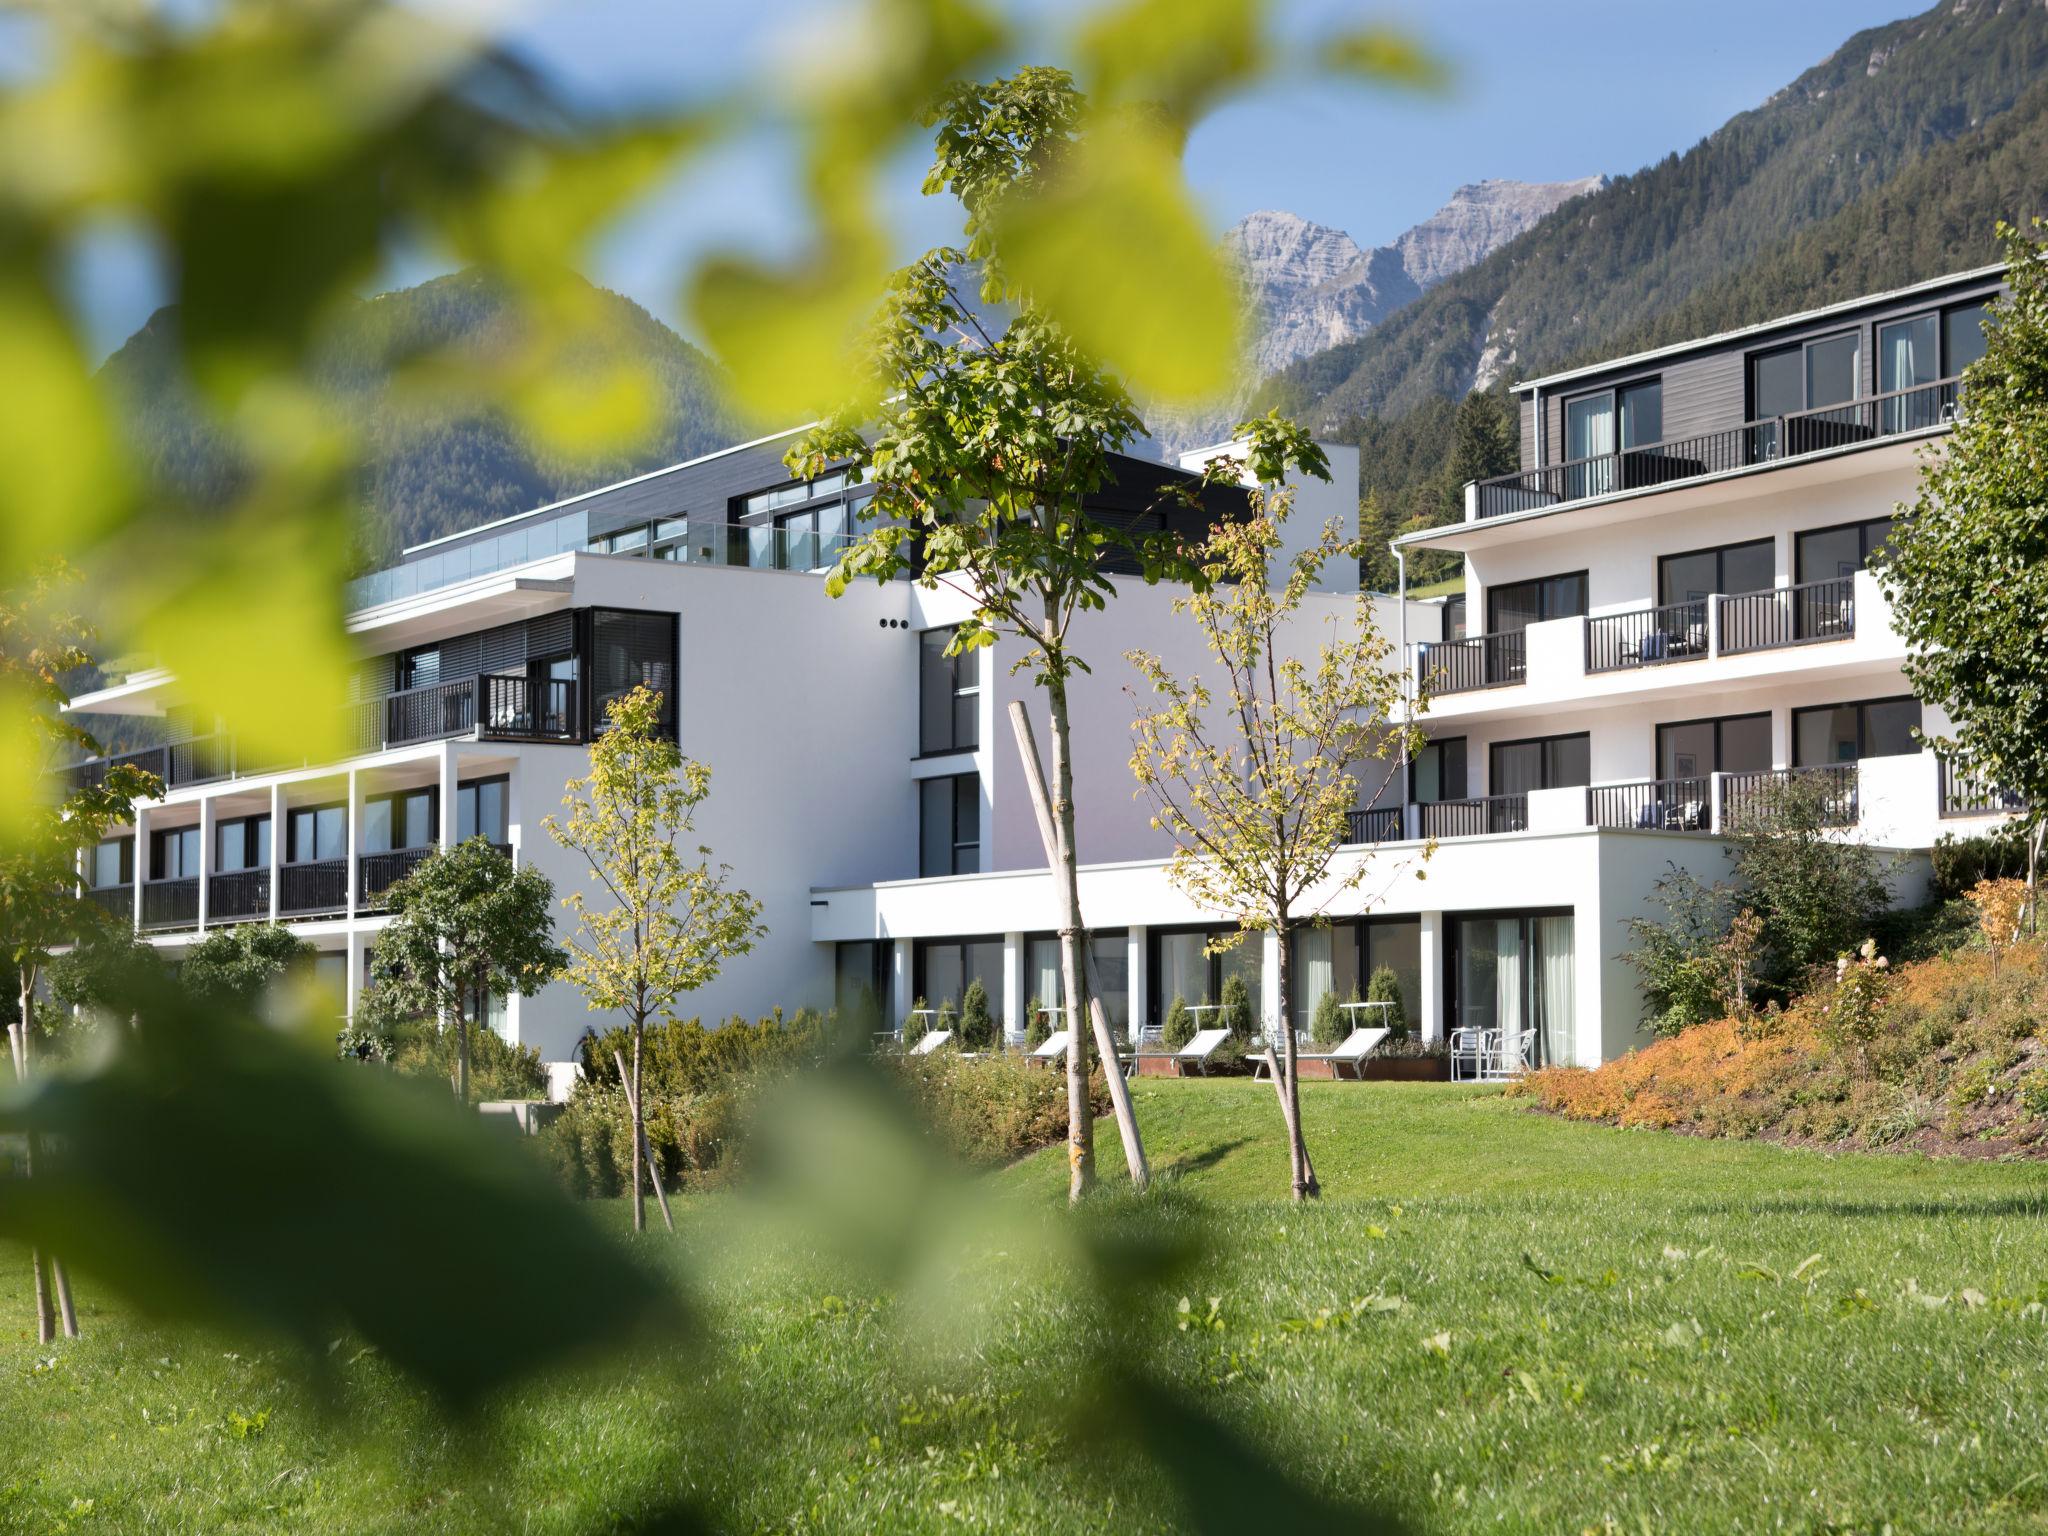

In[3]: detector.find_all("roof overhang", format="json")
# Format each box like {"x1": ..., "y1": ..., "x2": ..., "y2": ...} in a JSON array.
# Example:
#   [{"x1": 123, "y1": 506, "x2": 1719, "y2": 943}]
[
  {"x1": 63, "y1": 666, "x2": 180, "y2": 717},
  {"x1": 345, "y1": 562, "x2": 576, "y2": 647}
]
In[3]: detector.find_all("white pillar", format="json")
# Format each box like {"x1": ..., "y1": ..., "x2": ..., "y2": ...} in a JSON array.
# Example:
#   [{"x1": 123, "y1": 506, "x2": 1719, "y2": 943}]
[
  {"x1": 345, "y1": 768, "x2": 361, "y2": 918},
  {"x1": 345, "y1": 929, "x2": 366, "y2": 1021},
  {"x1": 506, "y1": 751, "x2": 524, "y2": 866},
  {"x1": 1770, "y1": 708, "x2": 1791, "y2": 772},
  {"x1": 1418, "y1": 911, "x2": 1445, "y2": 1043},
  {"x1": 1001, "y1": 931, "x2": 1024, "y2": 1042},
  {"x1": 438, "y1": 741, "x2": 458, "y2": 851},
  {"x1": 1126, "y1": 927, "x2": 1148, "y2": 1043},
  {"x1": 890, "y1": 938, "x2": 914, "y2": 1033},
  {"x1": 1260, "y1": 928, "x2": 1283, "y2": 1034},
  {"x1": 197, "y1": 796, "x2": 217, "y2": 930},
  {"x1": 132, "y1": 803, "x2": 150, "y2": 932},
  {"x1": 267, "y1": 783, "x2": 284, "y2": 922}
]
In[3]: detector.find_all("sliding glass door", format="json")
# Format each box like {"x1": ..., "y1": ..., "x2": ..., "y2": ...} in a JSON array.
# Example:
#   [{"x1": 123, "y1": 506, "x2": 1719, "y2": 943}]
[
  {"x1": 1449, "y1": 912, "x2": 1575, "y2": 1070},
  {"x1": 1563, "y1": 380, "x2": 1660, "y2": 499}
]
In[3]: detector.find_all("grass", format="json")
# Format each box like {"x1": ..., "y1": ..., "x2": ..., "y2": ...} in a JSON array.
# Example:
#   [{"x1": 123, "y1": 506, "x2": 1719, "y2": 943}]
[{"x1": 11, "y1": 1081, "x2": 2048, "y2": 1533}]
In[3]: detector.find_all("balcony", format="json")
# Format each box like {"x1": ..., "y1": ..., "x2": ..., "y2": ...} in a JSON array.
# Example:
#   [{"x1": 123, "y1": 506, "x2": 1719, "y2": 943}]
[
  {"x1": 1939, "y1": 762, "x2": 2029, "y2": 820},
  {"x1": 1345, "y1": 807, "x2": 1405, "y2": 844},
  {"x1": 1717, "y1": 578, "x2": 1855, "y2": 656},
  {"x1": 280, "y1": 859, "x2": 348, "y2": 919},
  {"x1": 1589, "y1": 776, "x2": 1710, "y2": 831},
  {"x1": 140, "y1": 877, "x2": 199, "y2": 932},
  {"x1": 1415, "y1": 631, "x2": 1526, "y2": 695},
  {"x1": 85, "y1": 885, "x2": 131, "y2": 921},
  {"x1": 361, "y1": 674, "x2": 580, "y2": 752},
  {"x1": 1470, "y1": 376, "x2": 1961, "y2": 520},
  {"x1": 207, "y1": 869, "x2": 270, "y2": 923},
  {"x1": 358, "y1": 847, "x2": 435, "y2": 910},
  {"x1": 1585, "y1": 601, "x2": 1709, "y2": 675},
  {"x1": 68, "y1": 733, "x2": 235, "y2": 794},
  {"x1": 1720, "y1": 763, "x2": 1859, "y2": 829}
]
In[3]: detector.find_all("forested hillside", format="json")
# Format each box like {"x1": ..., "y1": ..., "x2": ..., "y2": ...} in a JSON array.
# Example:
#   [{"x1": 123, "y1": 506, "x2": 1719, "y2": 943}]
[
  {"x1": 1268, "y1": 0, "x2": 2048, "y2": 430},
  {"x1": 103, "y1": 270, "x2": 741, "y2": 560}
]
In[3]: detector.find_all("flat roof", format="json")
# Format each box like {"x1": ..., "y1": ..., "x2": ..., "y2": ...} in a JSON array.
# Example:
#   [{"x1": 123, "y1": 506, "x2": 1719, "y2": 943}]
[{"x1": 1511, "y1": 262, "x2": 2006, "y2": 396}]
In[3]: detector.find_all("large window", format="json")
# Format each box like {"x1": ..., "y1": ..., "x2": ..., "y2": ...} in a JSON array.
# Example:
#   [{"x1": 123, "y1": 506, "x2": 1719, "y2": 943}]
[
  {"x1": 1448, "y1": 912, "x2": 1575, "y2": 1068},
  {"x1": 1148, "y1": 926, "x2": 1262, "y2": 1026},
  {"x1": 1291, "y1": 917, "x2": 1421, "y2": 1032},
  {"x1": 88, "y1": 837, "x2": 132, "y2": 890},
  {"x1": 1489, "y1": 733, "x2": 1590, "y2": 797},
  {"x1": 1658, "y1": 539, "x2": 1774, "y2": 606},
  {"x1": 455, "y1": 776, "x2": 509, "y2": 845},
  {"x1": 1562, "y1": 378, "x2": 1660, "y2": 498},
  {"x1": 835, "y1": 941, "x2": 890, "y2": 1021},
  {"x1": 399, "y1": 645, "x2": 441, "y2": 691},
  {"x1": 738, "y1": 472, "x2": 846, "y2": 519},
  {"x1": 1795, "y1": 518, "x2": 1892, "y2": 584},
  {"x1": 1411, "y1": 737, "x2": 1467, "y2": 803},
  {"x1": 1879, "y1": 300, "x2": 1992, "y2": 431},
  {"x1": 913, "y1": 936, "x2": 1003, "y2": 1017},
  {"x1": 1025, "y1": 932, "x2": 1130, "y2": 1034},
  {"x1": 287, "y1": 804, "x2": 346, "y2": 863},
  {"x1": 1794, "y1": 697, "x2": 1921, "y2": 766},
  {"x1": 919, "y1": 628, "x2": 979, "y2": 755},
  {"x1": 918, "y1": 773, "x2": 980, "y2": 877},
  {"x1": 589, "y1": 609, "x2": 677, "y2": 736},
  {"x1": 1750, "y1": 331, "x2": 1861, "y2": 457},
  {"x1": 1486, "y1": 572, "x2": 1587, "y2": 636},
  {"x1": 361, "y1": 789, "x2": 435, "y2": 854},
  {"x1": 1656, "y1": 714, "x2": 1770, "y2": 781},
  {"x1": 150, "y1": 825, "x2": 200, "y2": 881},
  {"x1": 215, "y1": 815, "x2": 271, "y2": 873}
]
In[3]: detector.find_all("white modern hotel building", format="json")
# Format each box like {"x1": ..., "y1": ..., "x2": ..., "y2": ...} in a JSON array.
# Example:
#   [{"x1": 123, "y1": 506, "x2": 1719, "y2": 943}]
[{"x1": 62, "y1": 265, "x2": 2014, "y2": 1074}]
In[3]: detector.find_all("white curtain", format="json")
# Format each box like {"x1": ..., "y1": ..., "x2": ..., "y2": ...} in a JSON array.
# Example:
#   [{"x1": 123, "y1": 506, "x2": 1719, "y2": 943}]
[
  {"x1": 1296, "y1": 929, "x2": 1332, "y2": 1031},
  {"x1": 1537, "y1": 917, "x2": 1576, "y2": 1067},
  {"x1": 1493, "y1": 919, "x2": 1523, "y2": 1072}
]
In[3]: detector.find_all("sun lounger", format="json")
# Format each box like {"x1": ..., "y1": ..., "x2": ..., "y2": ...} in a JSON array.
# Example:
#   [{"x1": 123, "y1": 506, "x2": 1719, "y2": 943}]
[
  {"x1": 1134, "y1": 1027, "x2": 1232, "y2": 1077},
  {"x1": 1028, "y1": 1030, "x2": 1070, "y2": 1064},
  {"x1": 907, "y1": 1029, "x2": 952, "y2": 1056}
]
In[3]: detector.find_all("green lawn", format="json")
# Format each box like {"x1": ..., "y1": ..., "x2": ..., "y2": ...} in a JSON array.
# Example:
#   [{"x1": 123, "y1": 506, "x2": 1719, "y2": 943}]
[{"x1": 9, "y1": 1082, "x2": 2048, "y2": 1534}]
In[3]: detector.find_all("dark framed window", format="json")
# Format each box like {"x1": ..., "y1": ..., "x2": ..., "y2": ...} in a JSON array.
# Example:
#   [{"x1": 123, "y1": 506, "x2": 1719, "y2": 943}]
[
  {"x1": 1441, "y1": 593, "x2": 1467, "y2": 642},
  {"x1": 912, "y1": 935, "x2": 1003, "y2": 1016},
  {"x1": 88, "y1": 837, "x2": 132, "y2": 890},
  {"x1": 398, "y1": 644, "x2": 441, "y2": 691},
  {"x1": 214, "y1": 814, "x2": 272, "y2": 873},
  {"x1": 1750, "y1": 330, "x2": 1861, "y2": 458},
  {"x1": 1943, "y1": 300, "x2": 1992, "y2": 376},
  {"x1": 1656, "y1": 713, "x2": 1770, "y2": 781},
  {"x1": 150, "y1": 825, "x2": 200, "y2": 881},
  {"x1": 1658, "y1": 538, "x2": 1774, "y2": 606},
  {"x1": 1148, "y1": 925, "x2": 1262, "y2": 1025},
  {"x1": 588, "y1": 608, "x2": 677, "y2": 738},
  {"x1": 455, "y1": 776, "x2": 509, "y2": 845},
  {"x1": 1486, "y1": 572, "x2": 1587, "y2": 635},
  {"x1": 1489, "y1": 732, "x2": 1590, "y2": 796},
  {"x1": 1795, "y1": 518, "x2": 1892, "y2": 584},
  {"x1": 736, "y1": 471, "x2": 846, "y2": 520},
  {"x1": 1793, "y1": 696, "x2": 1921, "y2": 766},
  {"x1": 1290, "y1": 916, "x2": 1420, "y2": 1032},
  {"x1": 1447, "y1": 910, "x2": 1575, "y2": 1067},
  {"x1": 919, "y1": 773, "x2": 980, "y2": 877},
  {"x1": 287, "y1": 804, "x2": 347, "y2": 863},
  {"x1": 361, "y1": 789, "x2": 436, "y2": 854},
  {"x1": 1879, "y1": 299, "x2": 1992, "y2": 430},
  {"x1": 1562, "y1": 378, "x2": 1661, "y2": 497},
  {"x1": 1025, "y1": 931, "x2": 1130, "y2": 1032},
  {"x1": 919, "y1": 628, "x2": 980, "y2": 755},
  {"x1": 1411, "y1": 736, "x2": 1467, "y2": 803}
]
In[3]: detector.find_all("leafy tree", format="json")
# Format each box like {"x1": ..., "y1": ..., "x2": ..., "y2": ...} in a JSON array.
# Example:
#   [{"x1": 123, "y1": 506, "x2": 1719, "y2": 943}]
[
  {"x1": 785, "y1": 70, "x2": 1202, "y2": 1201},
  {"x1": 0, "y1": 567, "x2": 161, "y2": 1340},
  {"x1": 180, "y1": 923, "x2": 315, "y2": 1009},
  {"x1": 545, "y1": 685, "x2": 763, "y2": 1234},
  {"x1": 47, "y1": 924, "x2": 165, "y2": 1031},
  {"x1": 1127, "y1": 419, "x2": 1419, "y2": 1200},
  {"x1": 366, "y1": 838, "x2": 564, "y2": 1107},
  {"x1": 1881, "y1": 219, "x2": 2048, "y2": 912},
  {"x1": 1725, "y1": 776, "x2": 1890, "y2": 993}
]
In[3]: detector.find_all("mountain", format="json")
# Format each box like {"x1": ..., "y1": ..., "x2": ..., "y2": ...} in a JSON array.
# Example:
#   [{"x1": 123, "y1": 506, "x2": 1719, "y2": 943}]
[
  {"x1": 1222, "y1": 178, "x2": 1604, "y2": 383},
  {"x1": 102, "y1": 270, "x2": 743, "y2": 560},
  {"x1": 1264, "y1": 0, "x2": 2048, "y2": 433}
]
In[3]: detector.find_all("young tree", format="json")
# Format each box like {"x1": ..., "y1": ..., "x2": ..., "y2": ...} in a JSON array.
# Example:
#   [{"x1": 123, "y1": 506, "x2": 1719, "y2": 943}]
[
  {"x1": 1127, "y1": 419, "x2": 1420, "y2": 1200},
  {"x1": 366, "y1": 838, "x2": 564, "y2": 1107},
  {"x1": 0, "y1": 567, "x2": 162, "y2": 1341},
  {"x1": 545, "y1": 685, "x2": 764, "y2": 1234},
  {"x1": 786, "y1": 70, "x2": 1206, "y2": 1201},
  {"x1": 1880, "y1": 220, "x2": 2048, "y2": 912},
  {"x1": 181, "y1": 923, "x2": 315, "y2": 1009}
]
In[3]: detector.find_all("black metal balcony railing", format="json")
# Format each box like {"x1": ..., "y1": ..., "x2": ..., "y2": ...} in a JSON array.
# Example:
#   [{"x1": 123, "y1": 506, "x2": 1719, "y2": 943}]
[
  {"x1": 1589, "y1": 777, "x2": 1711, "y2": 832},
  {"x1": 1416, "y1": 631, "x2": 1526, "y2": 695},
  {"x1": 67, "y1": 733, "x2": 235, "y2": 794},
  {"x1": 1344, "y1": 807, "x2": 1405, "y2": 845},
  {"x1": 1585, "y1": 600, "x2": 1709, "y2": 675},
  {"x1": 1939, "y1": 762, "x2": 2029, "y2": 819},
  {"x1": 1472, "y1": 376, "x2": 1962, "y2": 519},
  {"x1": 207, "y1": 868, "x2": 270, "y2": 923},
  {"x1": 1721, "y1": 763, "x2": 1859, "y2": 829},
  {"x1": 1716, "y1": 577, "x2": 1856, "y2": 655},
  {"x1": 280, "y1": 858, "x2": 348, "y2": 918},
  {"x1": 140, "y1": 876, "x2": 200, "y2": 931},
  {"x1": 482, "y1": 675, "x2": 578, "y2": 739},
  {"x1": 85, "y1": 885, "x2": 131, "y2": 921},
  {"x1": 383, "y1": 678, "x2": 478, "y2": 748},
  {"x1": 1418, "y1": 794, "x2": 1529, "y2": 839},
  {"x1": 358, "y1": 846, "x2": 435, "y2": 909}
]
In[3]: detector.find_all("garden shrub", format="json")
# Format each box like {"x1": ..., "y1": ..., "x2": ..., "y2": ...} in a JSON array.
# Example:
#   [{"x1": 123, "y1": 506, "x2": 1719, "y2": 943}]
[
  {"x1": 1933, "y1": 826, "x2": 2031, "y2": 900},
  {"x1": 1366, "y1": 967, "x2": 1407, "y2": 1039},
  {"x1": 958, "y1": 978, "x2": 996, "y2": 1049},
  {"x1": 934, "y1": 1001, "x2": 956, "y2": 1043},
  {"x1": 890, "y1": 1051, "x2": 1110, "y2": 1168},
  {"x1": 1163, "y1": 995, "x2": 1194, "y2": 1050},
  {"x1": 1025, "y1": 996, "x2": 1052, "y2": 1047},
  {"x1": 1218, "y1": 973, "x2": 1253, "y2": 1043},
  {"x1": 1309, "y1": 987, "x2": 1340, "y2": 1047},
  {"x1": 542, "y1": 1082, "x2": 746, "y2": 1198},
  {"x1": 385, "y1": 1019, "x2": 548, "y2": 1101},
  {"x1": 579, "y1": 1010, "x2": 828, "y2": 1096}
]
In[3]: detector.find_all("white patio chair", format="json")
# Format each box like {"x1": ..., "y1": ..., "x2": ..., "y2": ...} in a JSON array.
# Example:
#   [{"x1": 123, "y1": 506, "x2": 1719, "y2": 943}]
[{"x1": 1449, "y1": 1027, "x2": 1494, "y2": 1082}]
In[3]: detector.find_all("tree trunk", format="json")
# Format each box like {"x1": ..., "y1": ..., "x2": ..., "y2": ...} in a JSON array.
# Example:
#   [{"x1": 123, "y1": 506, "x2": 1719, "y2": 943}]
[
  {"x1": 630, "y1": 1015, "x2": 646, "y2": 1234},
  {"x1": 455, "y1": 984, "x2": 472, "y2": 1106},
  {"x1": 1045, "y1": 675, "x2": 1095, "y2": 1202},
  {"x1": 1007, "y1": 701, "x2": 1150, "y2": 1193},
  {"x1": 1272, "y1": 921, "x2": 1317, "y2": 1201},
  {"x1": 614, "y1": 1046, "x2": 673, "y2": 1233},
  {"x1": 15, "y1": 972, "x2": 78, "y2": 1338},
  {"x1": 52, "y1": 1258, "x2": 78, "y2": 1339}
]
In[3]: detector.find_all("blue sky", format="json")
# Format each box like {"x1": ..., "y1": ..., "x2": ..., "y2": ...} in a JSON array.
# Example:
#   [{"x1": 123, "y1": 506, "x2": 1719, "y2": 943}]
[{"x1": 81, "y1": 0, "x2": 1929, "y2": 358}]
